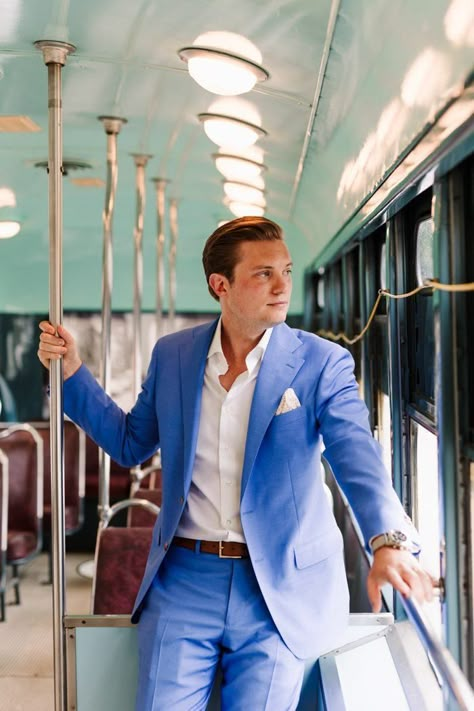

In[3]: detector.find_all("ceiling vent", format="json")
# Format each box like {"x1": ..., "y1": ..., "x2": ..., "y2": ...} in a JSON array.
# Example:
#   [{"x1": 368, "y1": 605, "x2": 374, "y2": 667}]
[
  {"x1": 0, "y1": 115, "x2": 41, "y2": 132},
  {"x1": 34, "y1": 159, "x2": 93, "y2": 176}
]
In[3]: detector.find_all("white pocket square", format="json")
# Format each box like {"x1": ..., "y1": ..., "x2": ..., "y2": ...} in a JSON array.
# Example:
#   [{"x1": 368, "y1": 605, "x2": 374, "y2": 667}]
[{"x1": 275, "y1": 388, "x2": 301, "y2": 415}]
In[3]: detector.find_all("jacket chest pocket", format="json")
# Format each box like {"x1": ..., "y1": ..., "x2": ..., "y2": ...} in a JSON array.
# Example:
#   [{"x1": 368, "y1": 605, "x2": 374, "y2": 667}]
[{"x1": 270, "y1": 407, "x2": 308, "y2": 431}]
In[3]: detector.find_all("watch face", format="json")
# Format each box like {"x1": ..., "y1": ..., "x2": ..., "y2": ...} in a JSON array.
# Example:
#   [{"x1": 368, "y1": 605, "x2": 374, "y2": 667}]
[{"x1": 393, "y1": 531, "x2": 408, "y2": 544}]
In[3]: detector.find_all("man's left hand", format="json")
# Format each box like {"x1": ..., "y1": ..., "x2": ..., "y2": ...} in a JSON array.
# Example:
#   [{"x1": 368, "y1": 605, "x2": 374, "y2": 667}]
[{"x1": 367, "y1": 547, "x2": 435, "y2": 613}]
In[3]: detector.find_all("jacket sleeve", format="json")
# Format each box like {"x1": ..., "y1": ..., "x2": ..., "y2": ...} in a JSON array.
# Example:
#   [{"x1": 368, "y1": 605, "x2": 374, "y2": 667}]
[
  {"x1": 315, "y1": 344, "x2": 419, "y2": 548},
  {"x1": 63, "y1": 342, "x2": 160, "y2": 467}
]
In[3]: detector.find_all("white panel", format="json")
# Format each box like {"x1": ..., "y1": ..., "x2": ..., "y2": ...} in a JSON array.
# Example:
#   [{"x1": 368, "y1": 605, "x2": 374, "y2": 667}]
[{"x1": 336, "y1": 636, "x2": 411, "y2": 711}]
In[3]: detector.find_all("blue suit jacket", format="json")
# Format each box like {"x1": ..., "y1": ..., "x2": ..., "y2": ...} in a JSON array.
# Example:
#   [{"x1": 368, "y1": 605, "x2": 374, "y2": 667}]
[{"x1": 64, "y1": 320, "x2": 415, "y2": 659}]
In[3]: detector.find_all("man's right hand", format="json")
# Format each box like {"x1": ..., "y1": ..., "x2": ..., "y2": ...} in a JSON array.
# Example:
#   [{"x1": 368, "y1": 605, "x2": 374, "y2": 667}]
[{"x1": 38, "y1": 322, "x2": 83, "y2": 380}]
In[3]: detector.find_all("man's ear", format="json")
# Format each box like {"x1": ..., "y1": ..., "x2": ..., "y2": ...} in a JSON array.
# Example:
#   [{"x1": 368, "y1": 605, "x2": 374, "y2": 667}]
[{"x1": 209, "y1": 273, "x2": 228, "y2": 299}]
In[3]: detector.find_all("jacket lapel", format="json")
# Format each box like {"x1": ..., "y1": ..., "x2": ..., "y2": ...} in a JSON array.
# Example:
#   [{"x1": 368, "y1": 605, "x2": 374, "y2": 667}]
[
  {"x1": 240, "y1": 323, "x2": 304, "y2": 499},
  {"x1": 179, "y1": 319, "x2": 218, "y2": 491}
]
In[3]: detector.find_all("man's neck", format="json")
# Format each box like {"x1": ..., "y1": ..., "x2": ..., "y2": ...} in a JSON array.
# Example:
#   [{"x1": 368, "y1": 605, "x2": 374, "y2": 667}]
[{"x1": 220, "y1": 318, "x2": 265, "y2": 367}]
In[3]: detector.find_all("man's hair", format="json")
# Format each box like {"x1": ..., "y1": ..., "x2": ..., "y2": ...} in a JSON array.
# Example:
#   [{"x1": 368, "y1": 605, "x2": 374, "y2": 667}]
[{"x1": 202, "y1": 216, "x2": 284, "y2": 301}]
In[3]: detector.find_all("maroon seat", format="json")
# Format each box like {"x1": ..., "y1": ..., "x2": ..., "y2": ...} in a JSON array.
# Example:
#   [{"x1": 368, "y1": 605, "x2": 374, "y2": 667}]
[
  {"x1": 0, "y1": 424, "x2": 43, "y2": 605},
  {"x1": 128, "y1": 488, "x2": 162, "y2": 527},
  {"x1": 30, "y1": 420, "x2": 85, "y2": 535},
  {"x1": 0, "y1": 448, "x2": 8, "y2": 621},
  {"x1": 92, "y1": 526, "x2": 154, "y2": 614},
  {"x1": 85, "y1": 436, "x2": 133, "y2": 501}
]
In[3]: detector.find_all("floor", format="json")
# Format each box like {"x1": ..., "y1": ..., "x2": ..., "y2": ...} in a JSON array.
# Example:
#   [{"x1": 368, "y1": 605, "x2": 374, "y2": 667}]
[{"x1": 0, "y1": 553, "x2": 92, "y2": 711}]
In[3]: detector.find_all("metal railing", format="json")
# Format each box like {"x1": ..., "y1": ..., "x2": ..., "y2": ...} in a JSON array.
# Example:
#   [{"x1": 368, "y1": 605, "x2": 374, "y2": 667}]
[{"x1": 400, "y1": 594, "x2": 474, "y2": 711}]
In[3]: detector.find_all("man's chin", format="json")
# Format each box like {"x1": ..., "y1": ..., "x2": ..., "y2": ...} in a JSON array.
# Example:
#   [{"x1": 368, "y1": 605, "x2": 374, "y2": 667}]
[{"x1": 266, "y1": 310, "x2": 288, "y2": 326}]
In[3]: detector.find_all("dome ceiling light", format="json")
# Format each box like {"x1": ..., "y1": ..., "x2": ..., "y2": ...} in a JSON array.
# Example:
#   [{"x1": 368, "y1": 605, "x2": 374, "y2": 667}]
[
  {"x1": 214, "y1": 149, "x2": 267, "y2": 182},
  {"x1": 178, "y1": 31, "x2": 269, "y2": 96},
  {"x1": 0, "y1": 187, "x2": 16, "y2": 208},
  {"x1": 223, "y1": 180, "x2": 266, "y2": 206},
  {"x1": 227, "y1": 201, "x2": 265, "y2": 218},
  {"x1": 0, "y1": 220, "x2": 21, "y2": 239},
  {"x1": 199, "y1": 97, "x2": 267, "y2": 149}
]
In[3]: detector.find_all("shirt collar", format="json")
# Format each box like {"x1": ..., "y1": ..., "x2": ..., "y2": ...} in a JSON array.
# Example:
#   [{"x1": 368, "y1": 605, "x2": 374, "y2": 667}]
[{"x1": 208, "y1": 317, "x2": 273, "y2": 375}]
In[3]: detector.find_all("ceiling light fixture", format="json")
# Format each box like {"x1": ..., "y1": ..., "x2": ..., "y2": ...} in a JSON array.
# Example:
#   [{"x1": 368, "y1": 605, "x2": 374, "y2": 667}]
[
  {"x1": 214, "y1": 151, "x2": 267, "y2": 182},
  {"x1": 0, "y1": 187, "x2": 16, "y2": 208},
  {"x1": 223, "y1": 180, "x2": 266, "y2": 206},
  {"x1": 227, "y1": 201, "x2": 265, "y2": 218},
  {"x1": 199, "y1": 97, "x2": 267, "y2": 149},
  {"x1": 200, "y1": 113, "x2": 266, "y2": 148},
  {"x1": 0, "y1": 220, "x2": 21, "y2": 239},
  {"x1": 178, "y1": 31, "x2": 269, "y2": 96}
]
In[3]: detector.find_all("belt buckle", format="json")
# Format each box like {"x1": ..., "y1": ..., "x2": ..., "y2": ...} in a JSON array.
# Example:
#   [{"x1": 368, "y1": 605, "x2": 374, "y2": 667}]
[{"x1": 218, "y1": 541, "x2": 242, "y2": 559}]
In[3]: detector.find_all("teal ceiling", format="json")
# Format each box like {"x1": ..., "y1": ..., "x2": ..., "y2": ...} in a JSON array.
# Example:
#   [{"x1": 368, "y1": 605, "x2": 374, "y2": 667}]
[{"x1": 0, "y1": 0, "x2": 472, "y2": 314}]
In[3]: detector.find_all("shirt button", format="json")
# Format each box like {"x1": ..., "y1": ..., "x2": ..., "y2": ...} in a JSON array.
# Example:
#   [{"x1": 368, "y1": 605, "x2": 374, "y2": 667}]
[{"x1": 226, "y1": 519, "x2": 232, "y2": 525}]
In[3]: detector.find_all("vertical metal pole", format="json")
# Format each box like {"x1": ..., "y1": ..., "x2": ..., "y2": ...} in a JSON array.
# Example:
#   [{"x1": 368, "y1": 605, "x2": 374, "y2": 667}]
[
  {"x1": 152, "y1": 178, "x2": 168, "y2": 340},
  {"x1": 358, "y1": 240, "x2": 373, "y2": 424},
  {"x1": 131, "y1": 154, "x2": 152, "y2": 401},
  {"x1": 168, "y1": 198, "x2": 178, "y2": 327},
  {"x1": 35, "y1": 39, "x2": 75, "y2": 711},
  {"x1": 97, "y1": 115, "x2": 126, "y2": 520},
  {"x1": 386, "y1": 216, "x2": 409, "y2": 621},
  {"x1": 433, "y1": 179, "x2": 463, "y2": 691}
]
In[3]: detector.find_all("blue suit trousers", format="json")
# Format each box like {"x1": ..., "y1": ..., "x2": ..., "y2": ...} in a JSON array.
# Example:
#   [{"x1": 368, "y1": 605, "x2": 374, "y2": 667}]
[{"x1": 136, "y1": 545, "x2": 305, "y2": 710}]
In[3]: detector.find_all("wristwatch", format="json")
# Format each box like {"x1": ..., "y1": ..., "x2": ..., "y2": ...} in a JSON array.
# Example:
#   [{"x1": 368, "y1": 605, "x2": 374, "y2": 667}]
[{"x1": 369, "y1": 530, "x2": 420, "y2": 555}]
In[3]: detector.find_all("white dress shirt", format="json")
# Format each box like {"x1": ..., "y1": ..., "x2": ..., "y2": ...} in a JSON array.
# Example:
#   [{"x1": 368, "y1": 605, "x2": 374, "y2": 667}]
[{"x1": 176, "y1": 318, "x2": 272, "y2": 543}]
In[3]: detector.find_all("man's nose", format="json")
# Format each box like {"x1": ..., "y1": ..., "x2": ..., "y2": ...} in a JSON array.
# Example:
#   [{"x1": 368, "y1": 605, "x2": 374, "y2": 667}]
[{"x1": 272, "y1": 275, "x2": 286, "y2": 293}]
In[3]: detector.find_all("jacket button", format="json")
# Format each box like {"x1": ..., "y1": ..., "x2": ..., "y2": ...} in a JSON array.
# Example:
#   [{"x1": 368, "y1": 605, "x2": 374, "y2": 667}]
[{"x1": 164, "y1": 542, "x2": 169, "y2": 551}]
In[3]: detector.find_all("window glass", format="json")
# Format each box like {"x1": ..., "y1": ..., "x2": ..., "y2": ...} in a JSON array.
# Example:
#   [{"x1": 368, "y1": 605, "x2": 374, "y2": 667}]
[
  {"x1": 380, "y1": 242, "x2": 387, "y2": 291},
  {"x1": 411, "y1": 420, "x2": 442, "y2": 636},
  {"x1": 415, "y1": 217, "x2": 434, "y2": 285},
  {"x1": 471, "y1": 462, "x2": 474, "y2": 630},
  {"x1": 376, "y1": 392, "x2": 392, "y2": 478},
  {"x1": 317, "y1": 277, "x2": 325, "y2": 309}
]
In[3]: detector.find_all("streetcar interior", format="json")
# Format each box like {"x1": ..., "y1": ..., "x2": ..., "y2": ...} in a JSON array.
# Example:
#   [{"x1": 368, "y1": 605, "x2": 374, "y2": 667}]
[{"x1": 0, "y1": 1, "x2": 473, "y2": 709}]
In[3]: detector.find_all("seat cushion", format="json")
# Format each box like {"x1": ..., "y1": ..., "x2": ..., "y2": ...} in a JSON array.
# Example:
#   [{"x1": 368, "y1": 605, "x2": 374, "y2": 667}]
[{"x1": 7, "y1": 531, "x2": 38, "y2": 562}]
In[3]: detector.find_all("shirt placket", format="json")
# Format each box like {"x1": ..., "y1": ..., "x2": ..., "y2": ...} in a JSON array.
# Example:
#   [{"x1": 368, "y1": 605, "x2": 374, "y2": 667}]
[{"x1": 218, "y1": 377, "x2": 246, "y2": 536}]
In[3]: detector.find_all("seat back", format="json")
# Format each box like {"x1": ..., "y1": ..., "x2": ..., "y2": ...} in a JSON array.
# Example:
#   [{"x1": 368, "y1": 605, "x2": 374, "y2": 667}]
[
  {"x1": 92, "y1": 526, "x2": 154, "y2": 614},
  {"x1": 128, "y1": 488, "x2": 162, "y2": 527},
  {"x1": 0, "y1": 448, "x2": 8, "y2": 590},
  {"x1": 85, "y1": 436, "x2": 132, "y2": 501},
  {"x1": 92, "y1": 498, "x2": 159, "y2": 614},
  {"x1": 30, "y1": 420, "x2": 86, "y2": 534},
  {"x1": 0, "y1": 424, "x2": 43, "y2": 563}
]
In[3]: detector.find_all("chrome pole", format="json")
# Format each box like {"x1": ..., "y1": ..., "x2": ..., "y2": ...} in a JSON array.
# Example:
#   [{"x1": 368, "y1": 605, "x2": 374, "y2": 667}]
[
  {"x1": 403, "y1": 596, "x2": 474, "y2": 711},
  {"x1": 151, "y1": 178, "x2": 168, "y2": 340},
  {"x1": 131, "y1": 154, "x2": 152, "y2": 401},
  {"x1": 168, "y1": 197, "x2": 178, "y2": 327},
  {"x1": 97, "y1": 115, "x2": 126, "y2": 521},
  {"x1": 35, "y1": 38, "x2": 75, "y2": 711}
]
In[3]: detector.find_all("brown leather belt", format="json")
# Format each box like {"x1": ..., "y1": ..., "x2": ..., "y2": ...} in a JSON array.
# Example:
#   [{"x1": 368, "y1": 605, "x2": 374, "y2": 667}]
[{"x1": 172, "y1": 536, "x2": 249, "y2": 559}]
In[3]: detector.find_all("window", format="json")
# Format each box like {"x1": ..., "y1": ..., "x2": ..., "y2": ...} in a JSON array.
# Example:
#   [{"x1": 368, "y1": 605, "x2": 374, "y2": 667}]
[
  {"x1": 415, "y1": 217, "x2": 435, "y2": 285},
  {"x1": 317, "y1": 275, "x2": 325, "y2": 309},
  {"x1": 410, "y1": 420, "x2": 443, "y2": 636},
  {"x1": 380, "y1": 242, "x2": 387, "y2": 292},
  {"x1": 405, "y1": 194, "x2": 435, "y2": 419},
  {"x1": 377, "y1": 390, "x2": 392, "y2": 477}
]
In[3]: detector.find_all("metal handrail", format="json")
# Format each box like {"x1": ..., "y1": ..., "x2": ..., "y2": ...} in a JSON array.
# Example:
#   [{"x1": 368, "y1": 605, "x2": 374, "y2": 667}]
[
  {"x1": 101, "y1": 498, "x2": 160, "y2": 528},
  {"x1": 0, "y1": 423, "x2": 44, "y2": 521},
  {"x1": 0, "y1": 448, "x2": 8, "y2": 557},
  {"x1": 400, "y1": 594, "x2": 474, "y2": 711}
]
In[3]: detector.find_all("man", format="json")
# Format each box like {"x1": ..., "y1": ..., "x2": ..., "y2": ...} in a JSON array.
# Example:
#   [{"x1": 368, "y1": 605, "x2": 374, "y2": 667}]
[{"x1": 38, "y1": 216, "x2": 432, "y2": 710}]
